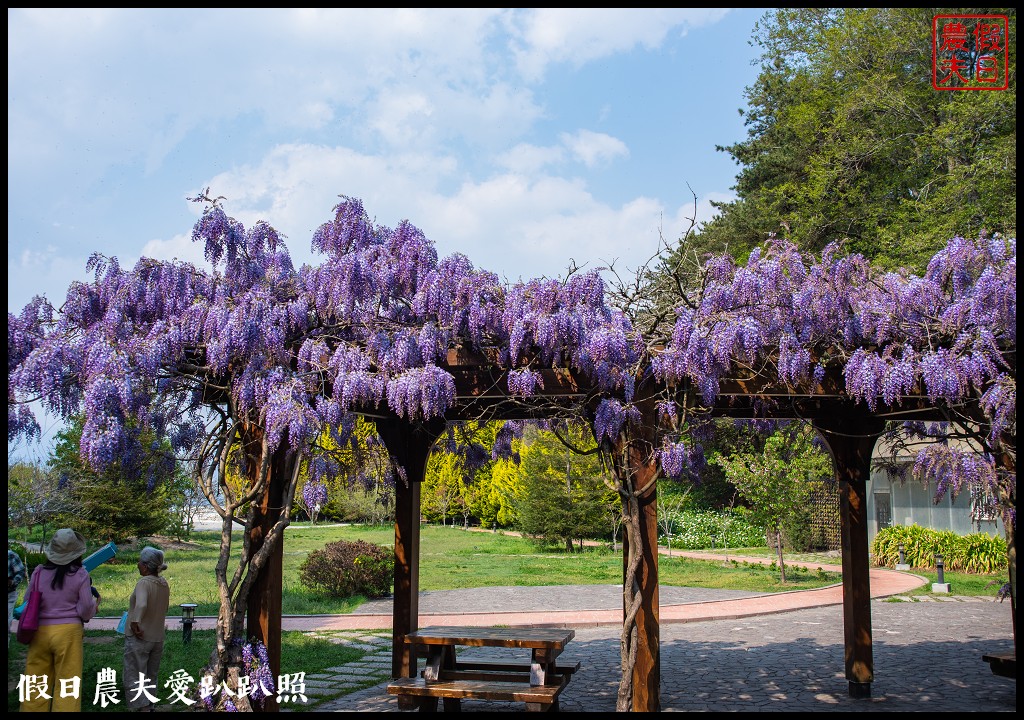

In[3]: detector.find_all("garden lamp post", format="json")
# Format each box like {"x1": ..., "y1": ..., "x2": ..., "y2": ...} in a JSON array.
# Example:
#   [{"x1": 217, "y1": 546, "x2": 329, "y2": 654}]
[
  {"x1": 931, "y1": 554, "x2": 951, "y2": 593},
  {"x1": 895, "y1": 543, "x2": 910, "y2": 571},
  {"x1": 180, "y1": 603, "x2": 198, "y2": 644}
]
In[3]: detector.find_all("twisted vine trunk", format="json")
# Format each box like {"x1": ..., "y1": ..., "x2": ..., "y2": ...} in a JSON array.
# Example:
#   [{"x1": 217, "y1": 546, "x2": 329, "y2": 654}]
[
  {"x1": 617, "y1": 490, "x2": 643, "y2": 711},
  {"x1": 605, "y1": 393, "x2": 662, "y2": 712},
  {"x1": 197, "y1": 424, "x2": 302, "y2": 711}
]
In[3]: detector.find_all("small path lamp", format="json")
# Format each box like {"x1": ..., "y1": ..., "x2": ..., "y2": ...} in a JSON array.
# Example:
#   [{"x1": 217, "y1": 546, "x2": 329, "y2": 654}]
[
  {"x1": 180, "y1": 603, "x2": 198, "y2": 644},
  {"x1": 895, "y1": 543, "x2": 910, "y2": 571},
  {"x1": 931, "y1": 554, "x2": 951, "y2": 594}
]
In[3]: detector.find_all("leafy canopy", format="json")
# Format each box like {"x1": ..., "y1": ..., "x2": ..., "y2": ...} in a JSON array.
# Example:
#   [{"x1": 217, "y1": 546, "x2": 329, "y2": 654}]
[{"x1": 698, "y1": 8, "x2": 1016, "y2": 270}]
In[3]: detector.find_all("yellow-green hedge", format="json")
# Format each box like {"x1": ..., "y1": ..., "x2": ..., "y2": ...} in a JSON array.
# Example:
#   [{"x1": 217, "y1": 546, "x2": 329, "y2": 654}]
[{"x1": 872, "y1": 525, "x2": 1007, "y2": 573}]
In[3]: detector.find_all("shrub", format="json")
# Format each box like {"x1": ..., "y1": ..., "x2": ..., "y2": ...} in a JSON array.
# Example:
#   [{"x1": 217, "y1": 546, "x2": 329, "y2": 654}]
[
  {"x1": 872, "y1": 525, "x2": 1007, "y2": 572},
  {"x1": 12, "y1": 550, "x2": 49, "y2": 576},
  {"x1": 662, "y1": 508, "x2": 766, "y2": 549},
  {"x1": 780, "y1": 503, "x2": 815, "y2": 552},
  {"x1": 298, "y1": 540, "x2": 394, "y2": 598}
]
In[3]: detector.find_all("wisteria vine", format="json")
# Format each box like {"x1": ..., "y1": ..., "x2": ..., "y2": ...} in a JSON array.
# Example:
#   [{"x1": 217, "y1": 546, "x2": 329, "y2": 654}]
[
  {"x1": 7, "y1": 192, "x2": 1015, "y2": 518},
  {"x1": 6, "y1": 193, "x2": 1015, "y2": 714}
]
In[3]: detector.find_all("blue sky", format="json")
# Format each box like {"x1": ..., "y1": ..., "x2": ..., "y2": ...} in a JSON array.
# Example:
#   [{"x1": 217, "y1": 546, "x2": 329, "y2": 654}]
[{"x1": 8, "y1": 8, "x2": 767, "y2": 455}]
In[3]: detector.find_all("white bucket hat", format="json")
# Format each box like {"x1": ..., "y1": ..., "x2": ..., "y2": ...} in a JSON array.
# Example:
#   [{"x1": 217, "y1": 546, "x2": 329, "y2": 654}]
[{"x1": 45, "y1": 528, "x2": 87, "y2": 565}]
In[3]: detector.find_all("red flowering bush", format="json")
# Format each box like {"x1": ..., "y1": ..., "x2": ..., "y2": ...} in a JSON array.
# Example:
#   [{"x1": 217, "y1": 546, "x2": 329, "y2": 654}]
[{"x1": 299, "y1": 539, "x2": 393, "y2": 598}]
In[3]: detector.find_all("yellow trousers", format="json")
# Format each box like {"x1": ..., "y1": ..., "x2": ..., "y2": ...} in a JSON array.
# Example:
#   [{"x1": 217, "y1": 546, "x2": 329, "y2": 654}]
[{"x1": 20, "y1": 623, "x2": 84, "y2": 713}]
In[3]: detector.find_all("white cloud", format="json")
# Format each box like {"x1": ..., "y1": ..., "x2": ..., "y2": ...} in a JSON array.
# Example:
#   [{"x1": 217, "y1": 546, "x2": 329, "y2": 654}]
[
  {"x1": 8, "y1": 8, "x2": 734, "y2": 186},
  {"x1": 560, "y1": 130, "x2": 629, "y2": 168},
  {"x1": 8, "y1": 248, "x2": 90, "y2": 311},
  {"x1": 7, "y1": 9, "x2": 514, "y2": 181},
  {"x1": 507, "y1": 8, "x2": 732, "y2": 79},
  {"x1": 132, "y1": 141, "x2": 676, "y2": 285},
  {"x1": 494, "y1": 143, "x2": 566, "y2": 174},
  {"x1": 140, "y1": 232, "x2": 205, "y2": 266},
  {"x1": 18, "y1": 245, "x2": 61, "y2": 270},
  {"x1": 412, "y1": 174, "x2": 674, "y2": 283}
]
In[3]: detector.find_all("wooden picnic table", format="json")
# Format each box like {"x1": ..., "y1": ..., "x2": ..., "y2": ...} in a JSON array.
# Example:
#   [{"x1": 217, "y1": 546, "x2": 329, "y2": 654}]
[{"x1": 387, "y1": 625, "x2": 578, "y2": 711}]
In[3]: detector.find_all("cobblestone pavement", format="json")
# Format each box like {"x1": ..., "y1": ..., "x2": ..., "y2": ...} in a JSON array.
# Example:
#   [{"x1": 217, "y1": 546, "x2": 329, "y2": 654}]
[{"x1": 312, "y1": 596, "x2": 1015, "y2": 713}]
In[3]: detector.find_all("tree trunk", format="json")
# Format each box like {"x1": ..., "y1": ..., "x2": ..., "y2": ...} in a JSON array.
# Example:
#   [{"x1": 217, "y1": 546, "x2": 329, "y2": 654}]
[
  {"x1": 776, "y1": 527, "x2": 787, "y2": 583},
  {"x1": 607, "y1": 424, "x2": 661, "y2": 710},
  {"x1": 617, "y1": 490, "x2": 641, "y2": 712}
]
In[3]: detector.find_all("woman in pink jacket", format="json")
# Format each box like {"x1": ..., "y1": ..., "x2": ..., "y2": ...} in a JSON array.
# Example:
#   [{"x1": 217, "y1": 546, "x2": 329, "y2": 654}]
[{"x1": 20, "y1": 528, "x2": 98, "y2": 713}]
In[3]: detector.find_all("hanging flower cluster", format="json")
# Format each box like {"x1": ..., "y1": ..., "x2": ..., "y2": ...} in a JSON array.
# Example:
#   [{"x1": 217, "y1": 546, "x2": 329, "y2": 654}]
[
  {"x1": 302, "y1": 480, "x2": 328, "y2": 513},
  {"x1": 242, "y1": 638, "x2": 275, "y2": 710}
]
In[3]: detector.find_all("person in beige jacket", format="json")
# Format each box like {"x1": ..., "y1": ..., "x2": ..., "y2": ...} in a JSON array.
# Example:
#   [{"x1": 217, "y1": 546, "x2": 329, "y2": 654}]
[{"x1": 123, "y1": 547, "x2": 170, "y2": 712}]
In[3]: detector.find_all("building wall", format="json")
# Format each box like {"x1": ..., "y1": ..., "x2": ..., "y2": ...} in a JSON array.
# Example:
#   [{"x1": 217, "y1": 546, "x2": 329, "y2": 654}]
[{"x1": 866, "y1": 468, "x2": 1005, "y2": 544}]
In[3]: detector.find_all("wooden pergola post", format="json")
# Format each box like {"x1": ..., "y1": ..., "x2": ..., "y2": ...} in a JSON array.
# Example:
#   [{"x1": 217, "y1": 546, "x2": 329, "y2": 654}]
[
  {"x1": 246, "y1": 444, "x2": 297, "y2": 713},
  {"x1": 814, "y1": 411, "x2": 884, "y2": 698},
  {"x1": 376, "y1": 420, "x2": 443, "y2": 679},
  {"x1": 618, "y1": 388, "x2": 661, "y2": 712}
]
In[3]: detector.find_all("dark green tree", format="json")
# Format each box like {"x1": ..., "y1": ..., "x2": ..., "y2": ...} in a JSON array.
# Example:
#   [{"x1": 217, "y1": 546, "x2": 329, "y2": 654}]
[
  {"x1": 515, "y1": 423, "x2": 616, "y2": 552},
  {"x1": 699, "y1": 8, "x2": 1016, "y2": 270},
  {"x1": 49, "y1": 417, "x2": 176, "y2": 543}
]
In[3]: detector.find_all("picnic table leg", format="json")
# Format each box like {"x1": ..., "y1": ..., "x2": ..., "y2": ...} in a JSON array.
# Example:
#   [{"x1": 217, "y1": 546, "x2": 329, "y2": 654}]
[
  {"x1": 424, "y1": 645, "x2": 457, "y2": 681},
  {"x1": 416, "y1": 698, "x2": 440, "y2": 712},
  {"x1": 441, "y1": 697, "x2": 462, "y2": 711},
  {"x1": 422, "y1": 646, "x2": 461, "y2": 711},
  {"x1": 525, "y1": 701, "x2": 557, "y2": 711},
  {"x1": 530, "y1": 648, "x2": 561, "y2": 685},
  {"x1": 529, "y1": 649, "x2": 562, "y2": 710},
  {"x1": 441, "y1": 647, "x2": 461, "y2": 711}
]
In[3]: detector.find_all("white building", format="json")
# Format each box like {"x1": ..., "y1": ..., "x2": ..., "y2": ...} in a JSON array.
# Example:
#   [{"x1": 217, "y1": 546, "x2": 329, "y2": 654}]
[{"x1": 865, "y1": 434, "x2": 1006, "y2": 544}]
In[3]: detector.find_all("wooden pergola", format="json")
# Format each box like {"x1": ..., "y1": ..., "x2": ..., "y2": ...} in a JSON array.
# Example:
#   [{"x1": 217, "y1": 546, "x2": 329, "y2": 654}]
[
  {"x1": 244, "y1": 349, "x2": 1009, "y2": 712},
  {"x1": 371, "y1": 352, "x2": 987, "y2": 712}
]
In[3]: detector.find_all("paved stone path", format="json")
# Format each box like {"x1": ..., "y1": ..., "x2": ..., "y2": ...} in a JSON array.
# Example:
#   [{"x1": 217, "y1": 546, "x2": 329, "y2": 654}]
[{"x1": 312, "y1": 596, "x2": 1015, "y2": 713}]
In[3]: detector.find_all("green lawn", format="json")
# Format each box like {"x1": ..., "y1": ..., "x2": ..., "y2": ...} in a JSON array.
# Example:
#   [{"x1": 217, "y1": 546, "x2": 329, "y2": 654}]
[
  {"x1": 76, "y1": 525, "x2": 843, "y2": 618},
  {"x1": 687, "y1": 546, "x2": 845, "y2": 566},
  {"x1": 19, "y1": 526, "x2": 1004, "y2": 619},
  {"x1": 890, "y1": 570, "x2": 1008, "y2": 599}
]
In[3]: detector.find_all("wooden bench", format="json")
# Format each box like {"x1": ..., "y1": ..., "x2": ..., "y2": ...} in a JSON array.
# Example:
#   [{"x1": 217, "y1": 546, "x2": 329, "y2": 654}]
[
  {"x1": 389, "y1": 626, "x2": 578, "y2": 712},
  {"x1": 388, "y1": 675, "x2": 568, "y2": 712}
]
